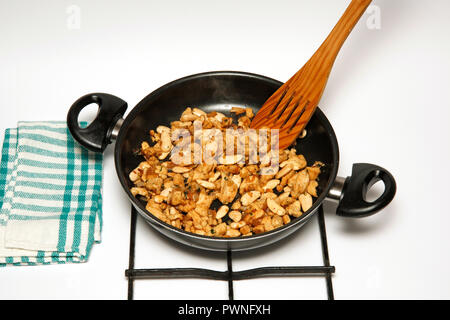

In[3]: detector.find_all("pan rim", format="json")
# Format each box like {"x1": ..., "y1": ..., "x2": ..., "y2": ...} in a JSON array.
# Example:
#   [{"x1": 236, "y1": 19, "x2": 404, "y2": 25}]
[{"x1": 114, "y1": 70, "x2": 340, "y2": 244}]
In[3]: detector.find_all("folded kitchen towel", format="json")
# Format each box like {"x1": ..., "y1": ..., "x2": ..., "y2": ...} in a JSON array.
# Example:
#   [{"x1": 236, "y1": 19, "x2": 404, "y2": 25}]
[{"x1": 0, "y1": 122, "x2": 103, "y2": 266}]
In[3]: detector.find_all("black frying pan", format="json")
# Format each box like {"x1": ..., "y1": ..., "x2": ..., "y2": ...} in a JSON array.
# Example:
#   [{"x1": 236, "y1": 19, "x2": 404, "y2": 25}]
[{"x1": 67, "y1": 71, "x2": 396, "y2": 252}]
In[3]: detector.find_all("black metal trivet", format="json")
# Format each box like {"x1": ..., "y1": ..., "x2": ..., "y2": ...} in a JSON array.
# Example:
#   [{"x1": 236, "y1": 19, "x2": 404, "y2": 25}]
[{"x1": 125, "y1": 205, "x2": 335, "y2": 300}]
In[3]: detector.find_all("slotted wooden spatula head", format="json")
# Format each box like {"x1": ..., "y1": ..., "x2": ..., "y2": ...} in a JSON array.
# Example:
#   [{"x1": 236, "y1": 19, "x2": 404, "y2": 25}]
[
  {"x1": 250, "y1": 67, "x2": 328, "y2": 150},
  {"x1": 251, "y1": 0, "x2": 372, "y2": 150}
]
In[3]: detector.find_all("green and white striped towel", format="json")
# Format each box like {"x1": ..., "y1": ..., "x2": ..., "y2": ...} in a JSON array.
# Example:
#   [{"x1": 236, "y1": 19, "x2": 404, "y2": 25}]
[{"x1": 0, "y1": 122, "x2": 103, "y2": 266}]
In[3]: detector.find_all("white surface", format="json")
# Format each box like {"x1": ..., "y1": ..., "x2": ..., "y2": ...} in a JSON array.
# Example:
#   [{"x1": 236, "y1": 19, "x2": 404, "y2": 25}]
[{"x1": 0, "y1": 0, "x2": 449, "y2": 300}]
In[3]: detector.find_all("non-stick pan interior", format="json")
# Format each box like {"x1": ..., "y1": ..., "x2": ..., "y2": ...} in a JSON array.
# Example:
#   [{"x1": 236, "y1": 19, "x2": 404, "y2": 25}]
[{"x1": 116, "y1": 71, "x2": 338, "y2": 233}]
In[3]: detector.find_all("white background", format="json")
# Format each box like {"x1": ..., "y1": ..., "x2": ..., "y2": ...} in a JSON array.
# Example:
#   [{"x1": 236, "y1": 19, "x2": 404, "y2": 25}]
[{"x1": 0, "y1": 0, "x2": 449, "y2": 300}]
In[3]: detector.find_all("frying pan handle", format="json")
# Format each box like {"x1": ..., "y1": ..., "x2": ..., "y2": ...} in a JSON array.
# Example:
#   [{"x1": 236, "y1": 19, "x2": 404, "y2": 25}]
[
  {"x1": 335, "y1": 163, "x2": 396, "y2": 218},
  {"x1": 67, "y1": 93, "x2": 127, "y2": 153}
]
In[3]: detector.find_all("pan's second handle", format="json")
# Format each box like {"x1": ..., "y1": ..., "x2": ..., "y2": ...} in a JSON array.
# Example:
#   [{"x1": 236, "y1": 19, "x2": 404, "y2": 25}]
[
  {"x1": 67, "y1": 93, "x2": 127, "y2": 153},
  {"x1": 336, "y1": 163, "x2": 396, "y2": 218}
]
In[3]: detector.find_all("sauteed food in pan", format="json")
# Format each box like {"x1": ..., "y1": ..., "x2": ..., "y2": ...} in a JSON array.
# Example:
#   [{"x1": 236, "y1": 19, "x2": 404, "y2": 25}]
[
  {"x1": 67, "y1": 71, "x2": 396, "y2": 251},
  {"x1": 129, "y1": 106, "x2": 323, "y2": 237}
]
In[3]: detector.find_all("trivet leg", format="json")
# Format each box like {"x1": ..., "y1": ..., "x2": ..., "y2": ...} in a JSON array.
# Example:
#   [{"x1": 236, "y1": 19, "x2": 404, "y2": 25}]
[
  {"x1": 127, "y1": 207, "x2": 138, "y2": 300},
  {"x1": 227, "y1": 250, "x2": 234, "y2": 300},
  {"x1": 318, "y1": 206, "x2": 334, "y2": 300}
]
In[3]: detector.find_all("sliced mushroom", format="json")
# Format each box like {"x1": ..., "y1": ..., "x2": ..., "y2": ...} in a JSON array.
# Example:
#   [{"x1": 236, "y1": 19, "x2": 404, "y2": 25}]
[
  {"x1": 172, "y1": 166, "x2": 192, "y2": 173},
  {"x1": 240, "y1": 191, "x2": 261, "y2": 206},
  {"x1": 196, "y1": 179, "x2": 216, "y2": 190},
  {"x1": 267, "y1": 198, "x2": 286, "y2": 216},
  {"x1": 263, "y1": 179, "x2": 280, "y2": 191},
  {"x1": 216, "y1": 205, "x2": 230, "y2": 219},
  {"x1": 299, "y1": 193, "x2": 313, "y2": 212}
]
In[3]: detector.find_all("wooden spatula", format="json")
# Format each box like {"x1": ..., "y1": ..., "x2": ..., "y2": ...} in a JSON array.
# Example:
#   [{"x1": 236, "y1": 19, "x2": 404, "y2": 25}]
[{"x1": 251, "y1": 0, "x2": 372, "y2": 150}]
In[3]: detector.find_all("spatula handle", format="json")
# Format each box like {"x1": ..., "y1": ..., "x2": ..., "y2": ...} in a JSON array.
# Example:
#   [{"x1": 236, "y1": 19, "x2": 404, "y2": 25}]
[{"x1": 311, "y1": 0, "x2": 372, "y2": 69}]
